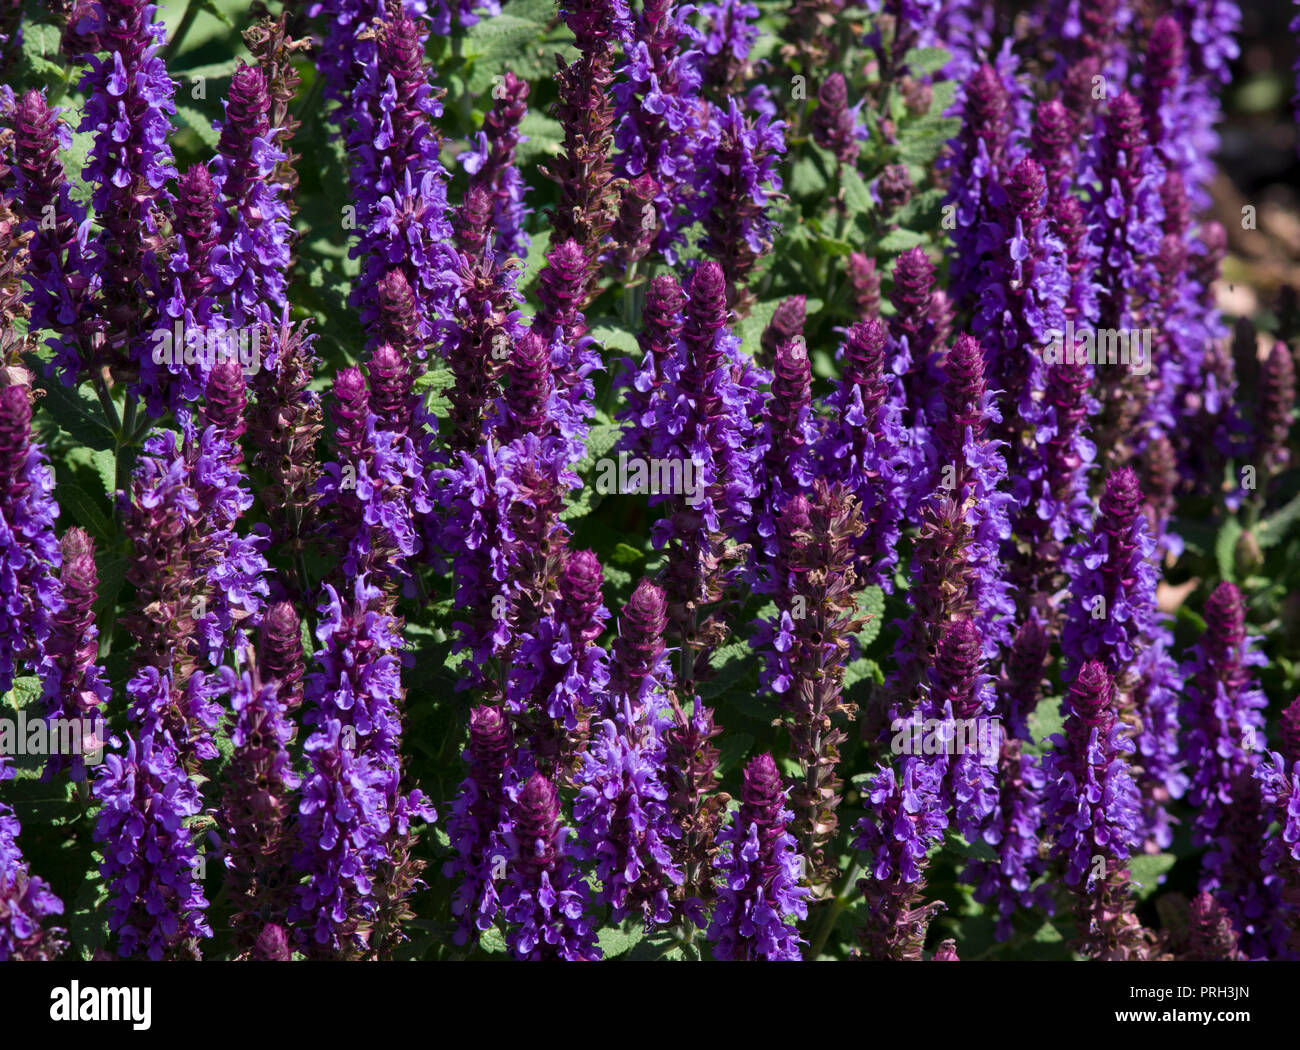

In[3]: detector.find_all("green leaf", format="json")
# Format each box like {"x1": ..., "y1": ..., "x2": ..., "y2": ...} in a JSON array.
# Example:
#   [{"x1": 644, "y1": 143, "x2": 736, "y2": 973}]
[
  {"x1": 196, "y1": 0, "x2": 234, "y2": 27},
  {"x1": 1127, "y1": 854, "x2": 1176, "y2": 901},
  {"x1": 416, "y1": 365, "x2": 456, "y2": 420},
  {"x1": 841, "y1": 166, "x2": 874, "y2": 217},
  {"x1": 54, "y1": 481, "x2": 114, "y2": 544},
  {"x1": 515, "y1": 111, "x2": 563, "y2": 166},
  {"x1": 1, "y1": 676, "x2": 43, "y2": 712},
  {"x1": 597, "y1": 922, "x2": 646, "y2": 959},
  {"x1": 855, "y1": 585, "x2": 885, "y2": 648},
  {"x1": 36, "y1": 381, "x2": 115, "y2": 451},
  {"x1": 878, "y1": 228, "x2": 928, "y2": 253},
  {"x1": 609, "y1": 542, "x2": 645, "y2": 566},
  {"x1": 174, "y1": 104, "x2": 220, "y2": 149},
  {"x1": 843, "y1": 656, "x2": 882, "y2": 690},
  {"x1": 520, "y1": 226, "x2": 552, "y2": 293},
  {"x1": 20, "y1": 22, "x2": 67, "y2": 80},
  {"x1": 1257, "y1": 491, "x2": 1300, "y2": 549},
  {"x1": 1026, "y1": 695, "x2": 1064, "y2": 755},
  {"x1": 1215, "y1": 517, "x2": 1243, "y2": 581},
  {"x1": 587, "y1": 321, "x2": 641, "y2": 358},
  {"x1": 902, "y1": 46, "x2": 953, "y2": 75},
  {"x1": 789, "y1": 156, "x2": 828, "y2": 198}
]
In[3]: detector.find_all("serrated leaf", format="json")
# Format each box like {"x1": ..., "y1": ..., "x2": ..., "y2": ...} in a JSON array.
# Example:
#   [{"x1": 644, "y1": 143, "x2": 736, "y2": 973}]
[
  {"x1": 789, "y1": 156, "x2": 828, "y2": 197},
  {"x1": 1127, "y1": 853, "x2": 1175, "y2": 901},
  {"x1": 902, "y1": 46, "x2": 953, "y2": 75},
  {"x1": 841, "y1": 166, "x2": 874, "y2": 217},
  {"x1": 597, "y1": 923, "x2": 646, "y2": 959},
  {"x1": 20, "y1": 22, "x2": 67, "y2": 80},
  {"x1": 174, "y1": 104, "x2": 219, "y2": 148},
  {"x1": 878, "y1": 227, "x2": 928, "y2": 253},
  {"x1": 609, "y1": 542, "x2": 645, "y2": 566},
  {"x1": 36, "y1": 381, "x2": 115, "y2": 450},
  {"x1": 2, "y1": 676, "x2": 43, "y2": 712},
  {"x1": 478, "y1": 926, "x2": 508, "y2": 955},
  {"x1": 1215, "y1": 517, "x2": 1243, "y2": 581},
  {"x1": 843, "y1": 656, "x2": 882, "y2": 689},
  {"x1": 515, "y1": 111, "x2": 563, "y2": 166},
  {"x1": 1257, "y1": 491, "x2": 1300, "y2": 549},
  {"x1": 54, "y1": 481, "x2": 114, "y2": 543},
  {"x1": 1026, "y1": 695, "x2": 1064, "y2": 755},
  {"x1": 587, "y1": 321, "x2": 640, "y2": 358},
  {"x1": 855, "y1": 585, "x2": 885, "y2": 648}
]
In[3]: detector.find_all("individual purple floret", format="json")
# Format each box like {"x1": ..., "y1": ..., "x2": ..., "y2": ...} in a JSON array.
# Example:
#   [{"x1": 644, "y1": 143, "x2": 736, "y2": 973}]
[
  {"x1": 500, "y1": 773, "x2": 601, "y2": 960},
  {"x1": 707, "y1": 753, "x2": 810, "y2": 960}
]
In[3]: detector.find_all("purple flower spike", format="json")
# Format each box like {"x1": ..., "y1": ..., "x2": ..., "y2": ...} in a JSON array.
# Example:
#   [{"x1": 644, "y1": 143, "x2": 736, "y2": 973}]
[
  {"x1": 40, "y1": 528, "x2": 110, "y2": 782},
  {"x1": 618, "y1": 274, "x2": 685, "y2": 457},
  {"x1": 817, "y1": 320, "x2": 911, "y2": 594},
  {"x1": 707, "y1": 753, "x2": 810, "y2": 960},
  {"x1": 811, "y1": 73, "x2": 857, "y2": 166},
  {"x1": 74, "y1": 0, "x2": 178, "y2": 404},
  {"x1": 575, "y1": 580, "x2": 683, "y2": 926},
  {"x1": 753, "y1": 482, "x2": 865, "y2": 876},
  {"x1": 444, "y1": 704, "x2": 517, "y2": 946},
  {"x1": 461, "y1": 69, "x2": 531, "y2": 263},
  {"x1": 501, "y1": 773, "x2": 601, "y2": 960},
  {"x1": 1043, "y1": 660, "x2": 1151, "y2": 959},
  {"x1": 1180, "y1": 581, "x2": 1276, "y2": 957},
  {"x1": 10, "y1": 90, "x2": 97, "y2": 382},
  {"x1": 691, "y1": 98, "x2": 787, "y2": 313},
  {"x1": 0, "y1": 385, "x2": 62, "y2": 698}
]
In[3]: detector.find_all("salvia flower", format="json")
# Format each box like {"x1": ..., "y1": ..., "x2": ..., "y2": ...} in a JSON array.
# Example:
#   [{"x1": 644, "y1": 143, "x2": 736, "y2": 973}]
[
  {"x1": 0, "y1": 765, "x2": 66, "y2": 959},
  {"x1": 810, "y1": 73, "x2": 858, "y2": 166},
  {"x1": 1042, "y1": 660, "x2": 1149, "y2": 959},
  {"x1": 444, "y1": 705, "x2": 517, "y2": 946},
  {"x1": 74, "y1": 0, "x2": 178, "y2": 404},
  {"x1": 690, "y1": 99, "x2": 787, "y2": 312},
  {"x1": 40, "y1": 527, "x2": 110, "y2": 782},
  {"x1": 460, "y1": 69, "x2": 531, "y2": 263},
  {"x1": 10, "y1": 90, "x2": 98, "y2": 383},
  {"x1": 0, "y1": 384, "x2": 62, "y2": 698},
  {"x1": 752, "y1": 484, "x2": 864, "y2": 875},
  {"x1": 93, "y1": 666, "x2": 212, "y2": 959},
  {"x1": 219, "y1": 662, "x2": 300, "y2": 956},
  {"x1": 575, "y1": 580, "x2": 683, "y2": 925},
  {"x1": 707, "y1": 753, "x2": 809, "y2": 960},
  {"x1": 1179, "y1": 581, "x2": 1276, "y2": 956},
  {"x1": 500, "y1": 772, "x2": 600, "y2": 960}
]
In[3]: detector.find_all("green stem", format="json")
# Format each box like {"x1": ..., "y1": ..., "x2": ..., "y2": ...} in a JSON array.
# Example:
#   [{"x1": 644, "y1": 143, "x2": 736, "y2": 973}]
[
  {"x1": 94, "y1": 375, "x2": 121, "y2": 434},
  {"x1": 808, "y1": 860, "x2": 861, "y2": 960},
  {"x1": 162, "y1": 0, "x2": 203, "y2": 64}
]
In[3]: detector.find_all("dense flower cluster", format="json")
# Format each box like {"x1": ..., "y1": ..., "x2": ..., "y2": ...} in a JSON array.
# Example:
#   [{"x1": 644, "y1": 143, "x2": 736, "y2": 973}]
[{"x1": 4, "y1": 0, "x2": 1300, "y2": 969}]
